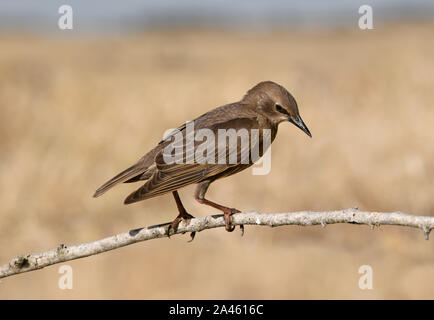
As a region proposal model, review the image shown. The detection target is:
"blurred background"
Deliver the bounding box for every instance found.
[0,0,433,299]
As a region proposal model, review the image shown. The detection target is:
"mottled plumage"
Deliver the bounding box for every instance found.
[94,81,311,235]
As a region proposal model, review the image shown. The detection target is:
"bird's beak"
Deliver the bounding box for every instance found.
[289,115,312,138]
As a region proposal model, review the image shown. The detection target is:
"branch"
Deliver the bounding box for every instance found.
[1,208,433,279]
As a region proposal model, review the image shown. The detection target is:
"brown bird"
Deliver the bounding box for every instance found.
[93,81,311,237]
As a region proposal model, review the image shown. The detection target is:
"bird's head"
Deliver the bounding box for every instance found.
[244,81,311,137]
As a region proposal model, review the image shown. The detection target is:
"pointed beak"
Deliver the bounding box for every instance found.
[289,115,312,138]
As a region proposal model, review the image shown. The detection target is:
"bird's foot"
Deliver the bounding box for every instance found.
[167,211,196,241]
[223,208,244,235]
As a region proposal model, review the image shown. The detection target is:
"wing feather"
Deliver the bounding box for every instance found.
[124,117,262,204]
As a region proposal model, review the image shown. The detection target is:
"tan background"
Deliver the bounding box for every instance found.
[0,22,433,299]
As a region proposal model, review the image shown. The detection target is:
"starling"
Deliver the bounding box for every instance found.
[93,81,311,236]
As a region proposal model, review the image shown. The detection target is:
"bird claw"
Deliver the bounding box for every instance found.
[224,208,241,232]
[226,223,236,232]
[188,232,196,242]
[167,224,174,238]
[167,211,195,239]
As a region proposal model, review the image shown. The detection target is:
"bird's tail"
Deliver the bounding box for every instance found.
[93,164,147,198]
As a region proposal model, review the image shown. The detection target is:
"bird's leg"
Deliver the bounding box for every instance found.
[194,181,244,234]
[199,199,241,233]
[168,191,195,241]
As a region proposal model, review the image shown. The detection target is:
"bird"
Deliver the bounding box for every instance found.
[93,81,311,238]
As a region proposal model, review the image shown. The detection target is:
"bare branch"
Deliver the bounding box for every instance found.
[1,208,433,279]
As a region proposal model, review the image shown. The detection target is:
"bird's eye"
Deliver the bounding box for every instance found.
[275,104,288,115]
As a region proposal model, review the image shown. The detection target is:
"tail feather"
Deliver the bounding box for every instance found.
[93,164,147,198]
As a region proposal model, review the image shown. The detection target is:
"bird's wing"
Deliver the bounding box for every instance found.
[93,163,150,198]
[124,117,261,204]
[122,123,189,183]
[93,122,191,198]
